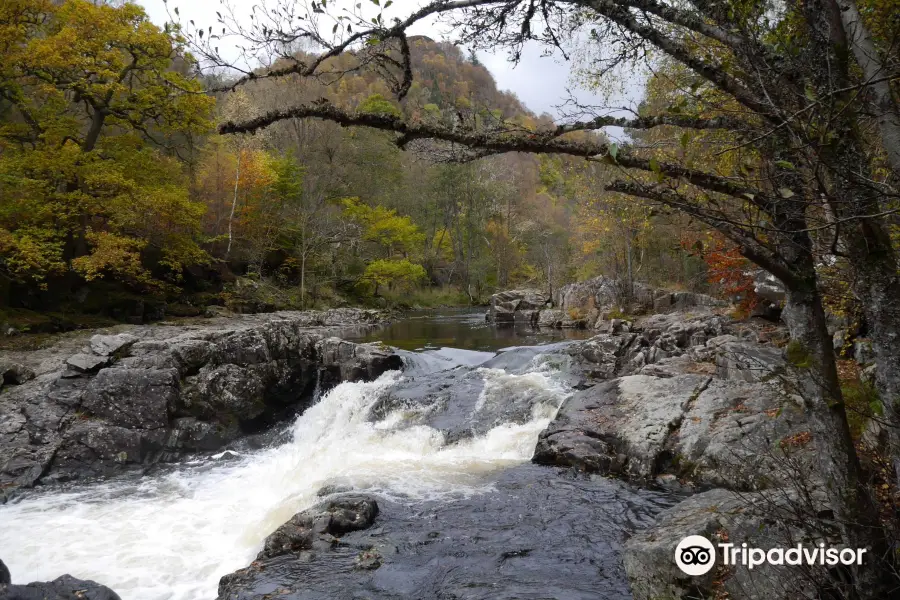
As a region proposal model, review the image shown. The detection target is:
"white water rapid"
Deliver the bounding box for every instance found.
[0,352,568,600]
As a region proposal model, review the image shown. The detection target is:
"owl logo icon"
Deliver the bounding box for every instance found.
[675,535,716,576]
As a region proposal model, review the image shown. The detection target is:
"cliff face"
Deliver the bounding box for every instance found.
[0,309,400,491]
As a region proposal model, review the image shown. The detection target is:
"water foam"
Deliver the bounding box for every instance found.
[0,363,567,600]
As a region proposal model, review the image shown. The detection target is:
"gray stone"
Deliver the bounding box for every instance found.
[652,291,724,312]
[533,374,709,479]
[0,573,121,600]
[714,340,784,382]
[257,494,379,560]
[0,309,398,489]
[486,289,549,323]
[89,333,138,357]
[81,368,178,429]
[536,309,565,328]
[854,338,875,365]
[625,488,825,600]
[64,353,110,374]
[0,362,35,386]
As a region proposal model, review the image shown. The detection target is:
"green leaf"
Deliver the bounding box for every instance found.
[649,157,660,173]
[371,0,380,5]
[680,131,690,149]
[608,143,618,163]
[385,0,393,6]
[804,84,816,102]
[775,160,795,171]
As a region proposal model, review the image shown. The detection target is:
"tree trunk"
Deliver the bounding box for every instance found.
[226,150,241,259]
[780,282,886,596]
[300,251,307,309]
[836,0,900,177]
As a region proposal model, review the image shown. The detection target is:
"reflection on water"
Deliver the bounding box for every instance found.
[354,308,593,352]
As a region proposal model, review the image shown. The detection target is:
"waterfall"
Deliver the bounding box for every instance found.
[0,355,568,600]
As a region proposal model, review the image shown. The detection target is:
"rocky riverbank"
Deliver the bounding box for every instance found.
[528,307,838,599]
[0,309,400,492]
[0,299,861,600]
[485,276,729,329]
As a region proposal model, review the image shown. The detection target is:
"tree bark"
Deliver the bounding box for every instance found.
[835,0,900,177]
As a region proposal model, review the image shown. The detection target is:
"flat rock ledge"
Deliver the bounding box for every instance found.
[531,309,824,599]
[0,309,399,490]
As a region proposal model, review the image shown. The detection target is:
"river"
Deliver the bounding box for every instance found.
[0,309,670,600]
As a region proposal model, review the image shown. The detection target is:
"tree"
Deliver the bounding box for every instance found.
[197,1,900,592]
[0,0,213,292]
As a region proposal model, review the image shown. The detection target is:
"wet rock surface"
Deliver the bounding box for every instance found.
[0,309,395,488]
[217,465,674,600]
[522,304,825,599]
[0,560,120,600]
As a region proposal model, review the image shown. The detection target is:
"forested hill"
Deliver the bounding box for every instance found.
[0,2,710,331]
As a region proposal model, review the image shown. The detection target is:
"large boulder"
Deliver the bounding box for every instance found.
[535,327,813,491]
[0,310,397,488]
[485,289,549,324]
[554,276,659,324]
[624,488,827,600]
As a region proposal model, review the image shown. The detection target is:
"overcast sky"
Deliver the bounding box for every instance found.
[138,0,642,127]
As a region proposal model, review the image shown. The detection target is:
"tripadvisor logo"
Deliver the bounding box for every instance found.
[675,535,716,576]
[675,535,868,576]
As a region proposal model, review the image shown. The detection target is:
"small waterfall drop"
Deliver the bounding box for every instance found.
[0,353,569,600]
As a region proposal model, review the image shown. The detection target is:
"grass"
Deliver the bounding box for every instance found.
[378,286,474,309]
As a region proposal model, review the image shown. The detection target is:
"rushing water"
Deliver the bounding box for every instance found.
[0,310,665,600]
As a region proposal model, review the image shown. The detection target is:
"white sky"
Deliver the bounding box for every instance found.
[138,0,642,129]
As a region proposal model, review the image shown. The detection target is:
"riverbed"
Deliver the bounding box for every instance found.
[0,310,671,600]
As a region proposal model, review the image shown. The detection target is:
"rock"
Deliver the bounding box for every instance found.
[81,368,178,429]
[258,495,379,560]
[218,495,380,598]
[317,338,403,387]
[535,332,811,490]
[854,338,874,365]
[752,269,786,305]
[652,291,724,313]
[0,574,121,600]
[0,309,397,488]
[485,289,548,324]
[750,298,782,321]
[536,309,565,328]
[89,333,138,357]
[203,305,231,318]
[0,362,35,386]
[0,559,9,585]
[713,340,783,382]
[533,375,710,479]
[624,488,825,600]
[64,354,110,374]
